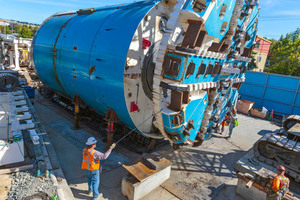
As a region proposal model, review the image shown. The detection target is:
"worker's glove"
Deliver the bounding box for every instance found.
[110,143,116,150]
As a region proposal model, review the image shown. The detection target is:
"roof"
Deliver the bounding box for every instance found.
[256,35,272,43]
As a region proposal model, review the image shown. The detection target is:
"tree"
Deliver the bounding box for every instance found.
[31,26,39,36]
[268,28,300,76]
[14,24,22,34]
[19,26,32,38]
[0,25,12,34]
[248,51,258,70]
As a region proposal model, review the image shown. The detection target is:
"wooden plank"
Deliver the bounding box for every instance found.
[237,172,266,192]
[123,158,172,182]
[24,140,34,158]
[0,164,33,175]
[123,162,155,182]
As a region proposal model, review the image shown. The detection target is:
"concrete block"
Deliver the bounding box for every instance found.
[236,176,266,200]
[122,165,171,200]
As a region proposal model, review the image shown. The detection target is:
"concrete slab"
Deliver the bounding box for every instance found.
[46,123,85,183]
[141,186,179,200]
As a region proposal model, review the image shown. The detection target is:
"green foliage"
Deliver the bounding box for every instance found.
[268,28,300,76]
[248,51,257,70]
[13,24,22,33]
[32,26,39,36]
[0,25,11,34]
[0,24,38,38]
[19,26,32,38]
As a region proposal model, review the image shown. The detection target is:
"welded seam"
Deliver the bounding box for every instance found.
[52,15,76,94]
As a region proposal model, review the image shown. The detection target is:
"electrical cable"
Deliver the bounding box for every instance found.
[114,109,162,145]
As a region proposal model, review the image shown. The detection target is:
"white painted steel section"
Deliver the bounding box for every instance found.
[123,2,175,137]
[203,0,216,22]
[152,0,187,142]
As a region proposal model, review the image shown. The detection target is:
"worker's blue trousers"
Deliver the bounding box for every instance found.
[86,169,100,199]
[228,123,235,138]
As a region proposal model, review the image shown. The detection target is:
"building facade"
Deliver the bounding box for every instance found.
[252,36,271,72]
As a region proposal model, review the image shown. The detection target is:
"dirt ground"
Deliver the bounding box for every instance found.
[0,174,12,200]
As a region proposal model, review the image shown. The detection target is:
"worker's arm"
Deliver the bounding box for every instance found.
[272,176,280,192]
[93,149,112,161]
[93,143,116,161]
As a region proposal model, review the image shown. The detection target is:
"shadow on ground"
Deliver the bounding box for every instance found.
[167,148,246,177]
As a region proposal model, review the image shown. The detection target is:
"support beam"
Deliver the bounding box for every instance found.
[14,41,20,70]
[73,95,81,130]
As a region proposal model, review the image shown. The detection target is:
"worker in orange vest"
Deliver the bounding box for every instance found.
[82,137,116,200]
[266,165,290,200]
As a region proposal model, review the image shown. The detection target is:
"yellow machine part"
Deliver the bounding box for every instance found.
[19,49,29,66]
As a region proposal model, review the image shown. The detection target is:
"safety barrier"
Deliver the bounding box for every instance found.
[239,71,300,115]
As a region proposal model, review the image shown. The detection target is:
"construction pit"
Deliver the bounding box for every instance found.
[1,89,300,200]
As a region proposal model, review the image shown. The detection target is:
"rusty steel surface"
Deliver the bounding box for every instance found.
[122,158,172,182]
[195,30,207,47]
[169,90,183,112]
[181,20,203,48]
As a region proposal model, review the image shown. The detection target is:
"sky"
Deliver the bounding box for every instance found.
[0,0,299,40]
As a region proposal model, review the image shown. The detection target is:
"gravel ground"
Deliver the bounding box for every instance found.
[7,168,57,200]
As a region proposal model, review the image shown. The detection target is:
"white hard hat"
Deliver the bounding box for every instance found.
[86,137,97,145]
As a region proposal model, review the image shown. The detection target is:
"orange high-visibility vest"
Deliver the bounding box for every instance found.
[272,175,289,193]
[81,148,100,171]
[277,175,289,190]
